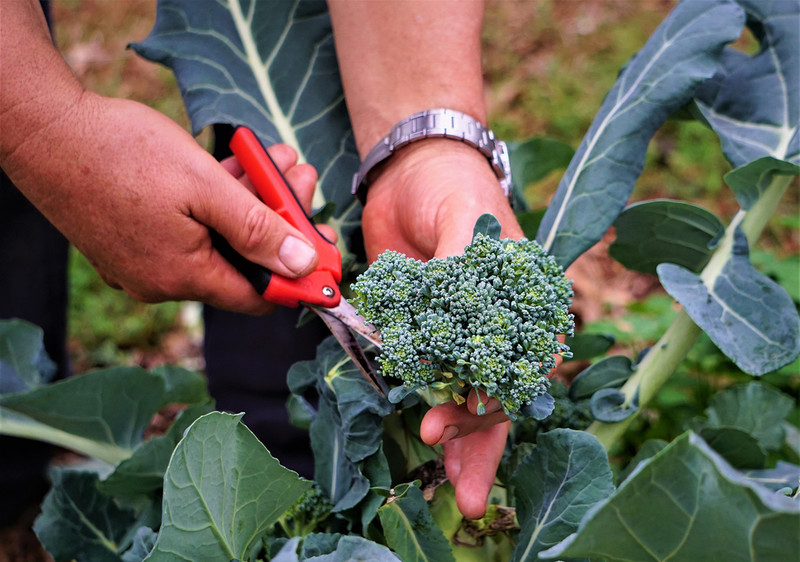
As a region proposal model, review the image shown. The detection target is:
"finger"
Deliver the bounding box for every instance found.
[265,143,298,171]
[191,162,319,279]
[188,246,278,314]
[466,389,505,417]
[222,149,326,248]
[420,399,509,446]
[317,224,337,243]
[219,155,244,178]
[283,163,318,214]
[120,242,277,315]
[450,422,510,519]
[433,195,524,259]
[442,438,463,487]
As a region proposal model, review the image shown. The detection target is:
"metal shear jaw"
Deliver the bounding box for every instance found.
[307,300,387,396]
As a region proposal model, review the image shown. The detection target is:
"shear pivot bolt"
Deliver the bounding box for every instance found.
[322,286,335,298]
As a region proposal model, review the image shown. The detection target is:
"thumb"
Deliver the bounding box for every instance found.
[193,171,319,279]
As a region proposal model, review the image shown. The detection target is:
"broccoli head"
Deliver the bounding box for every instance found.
[350,228,574,418]
[273,483,333,538]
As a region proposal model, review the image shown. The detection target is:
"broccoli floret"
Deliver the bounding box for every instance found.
[273,483,333,538]
[351,230,574,418]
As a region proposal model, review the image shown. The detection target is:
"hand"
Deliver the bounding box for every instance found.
[419,391,510,519]
[4,93,322,314]
[361,138,524,518]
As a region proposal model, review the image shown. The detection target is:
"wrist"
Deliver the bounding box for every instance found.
[365,138,503,206]
[352,108,512,206]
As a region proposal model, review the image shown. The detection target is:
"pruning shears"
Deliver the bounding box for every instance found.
[224,126,386,395]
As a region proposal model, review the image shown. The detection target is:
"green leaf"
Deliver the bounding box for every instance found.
[131,0,360,227]
[609,200,725,274]
[590,388,638,423]
[745,461,800,494]
[299,533,342,558]
[540,432,800,562]
[121,527,157,562]
[286,394,315,430]
[145,412,310,561]
[307,535,401,561]
[149,364,209,405]
[472,213,502,240]
[97,402,214,500]
[562,332,615,362]
[310,399,370,512]
[693,1,799,166]
[658,230,800,375]
[357,445,392,531]
[521,392,555,420]
[511,429,615,561]
[34,469,137,562]
[273,534,400,561]
[618,439,668,482]
[0,366,209,463]
[508,137,574,188]
[724,157,800,210]
[536,0,745,268]
[698,426,766,469]
[290,337,392,511]
[0,318,56,394]
[703,382,794,451]
[569,355,634,400]
[378,483,455,562]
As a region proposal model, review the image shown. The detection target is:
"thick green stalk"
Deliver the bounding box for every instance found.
[589,173,794,450]
[0,407,130,465]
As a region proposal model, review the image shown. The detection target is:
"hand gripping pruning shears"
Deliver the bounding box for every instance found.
[224,127,386,395]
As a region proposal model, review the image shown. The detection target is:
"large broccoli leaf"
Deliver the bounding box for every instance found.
[536,0,744,268]
[693,0,799,168]
[0,363,208,464]
[511,429,615,561]
[541,432,800,561]
[144,412,309,561]
[131,0,361,238]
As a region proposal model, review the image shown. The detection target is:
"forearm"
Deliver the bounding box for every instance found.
[0,0,86,176]
[328,0,487,156]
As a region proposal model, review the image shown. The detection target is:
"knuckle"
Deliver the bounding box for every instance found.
[241,206,275,254]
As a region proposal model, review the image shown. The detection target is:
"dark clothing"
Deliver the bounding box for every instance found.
[0,0,68,527]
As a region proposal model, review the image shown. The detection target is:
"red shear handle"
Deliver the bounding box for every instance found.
[229,126,342,308]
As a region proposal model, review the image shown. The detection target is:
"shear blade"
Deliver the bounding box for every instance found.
[310,303,387,396]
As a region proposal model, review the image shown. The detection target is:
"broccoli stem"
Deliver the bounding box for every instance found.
[589,172,794,450]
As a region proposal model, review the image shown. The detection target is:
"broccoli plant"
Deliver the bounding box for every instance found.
[350,218,573,418]
[2,1,798,561]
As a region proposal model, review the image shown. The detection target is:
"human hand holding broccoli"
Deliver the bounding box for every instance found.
[357,157,574,518]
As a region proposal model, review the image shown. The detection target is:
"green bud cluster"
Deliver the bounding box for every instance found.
[275,484,333,538]
[351,233,574,418]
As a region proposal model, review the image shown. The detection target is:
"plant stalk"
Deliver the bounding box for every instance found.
[0,408,130,465]
[588,172,794,451]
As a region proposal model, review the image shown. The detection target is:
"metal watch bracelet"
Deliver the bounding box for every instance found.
[351,108,513,205]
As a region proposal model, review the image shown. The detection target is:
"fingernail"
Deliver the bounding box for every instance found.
[279,236,316,275]
[438,425,459,445]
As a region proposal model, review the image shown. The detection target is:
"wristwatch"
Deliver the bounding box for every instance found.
[351,108,513,205]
